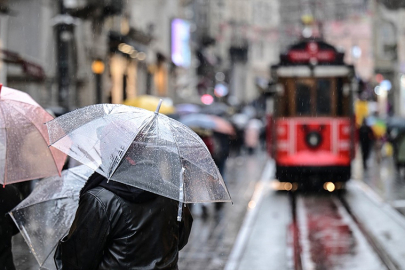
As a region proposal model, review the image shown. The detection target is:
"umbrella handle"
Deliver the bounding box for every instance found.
[177,202,183,222]
[177,167,185,222]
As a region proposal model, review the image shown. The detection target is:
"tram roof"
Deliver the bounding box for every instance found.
[275,38,347,66]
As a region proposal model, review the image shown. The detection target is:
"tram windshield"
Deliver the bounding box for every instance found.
[277,77,351,117]
[316,79,332,115]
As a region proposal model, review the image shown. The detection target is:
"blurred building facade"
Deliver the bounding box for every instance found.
[371,1,405,118]
[0,0,195,110]
[0,0,120,109]
[278,0,372,79]
[191,0,280,105]
[0,0,58,107]
[1,0,405,116]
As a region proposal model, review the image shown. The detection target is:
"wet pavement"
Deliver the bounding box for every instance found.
[353,145,405,215]
[178,150,268,270]
[344,180,405,269]
[232,173,291,270]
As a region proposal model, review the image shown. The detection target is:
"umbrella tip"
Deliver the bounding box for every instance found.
[155,99,163,114]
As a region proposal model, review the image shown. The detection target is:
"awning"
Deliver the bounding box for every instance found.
[1,49,45,81]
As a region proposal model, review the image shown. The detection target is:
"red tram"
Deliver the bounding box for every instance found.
[266,39,356,190]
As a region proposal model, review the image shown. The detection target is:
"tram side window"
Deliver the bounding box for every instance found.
[296,83,311,116]
[316,79,331,115]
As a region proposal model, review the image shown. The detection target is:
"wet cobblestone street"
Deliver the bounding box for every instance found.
[178,151,268,270]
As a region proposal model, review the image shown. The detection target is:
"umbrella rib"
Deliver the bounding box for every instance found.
[46,105,111,146]
[167,121,216,177]
[46,105,145,146]
[8,212,42,266]
[47,111,138,168]
[0,103,7,186]
[108,115,154,180]
[166,120,187,202]
[12,194,76,210]
[169,121,232,202]
[6,104,64,176]
[47,108,151,149]
[40,238,65,267]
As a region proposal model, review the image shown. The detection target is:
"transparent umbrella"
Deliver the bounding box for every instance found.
[175,103,201,115]
[9,165,94,270]
[123,95,175,115]
[0,85,67,186]
[46,103,231,219]
[179,113,235,136]
[200,102,230,116]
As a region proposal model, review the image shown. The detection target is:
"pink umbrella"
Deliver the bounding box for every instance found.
[0,85,67,186]
[210,115,235,136]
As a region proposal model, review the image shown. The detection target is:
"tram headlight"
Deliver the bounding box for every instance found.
[306,131,322,148]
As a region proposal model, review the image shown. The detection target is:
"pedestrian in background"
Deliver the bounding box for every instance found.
[359,118,375,169]
[54,170,193,270]
[0,185,22,270]
[193,129,229,216]
[211,131,230,212]
[244,118,263,155]
[194,129,215,218]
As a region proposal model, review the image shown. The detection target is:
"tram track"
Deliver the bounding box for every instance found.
[290,189,398,270]
[289,192,303,270]
[337,193,400,270]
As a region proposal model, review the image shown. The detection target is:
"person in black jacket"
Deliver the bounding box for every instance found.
[359,118,375,169]
[211,132,230,212]
[0,185,22,270]
[54,170,193,270]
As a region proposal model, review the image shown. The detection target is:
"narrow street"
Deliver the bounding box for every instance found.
[11,148,405,270]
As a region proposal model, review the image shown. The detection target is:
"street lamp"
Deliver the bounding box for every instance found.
[53,0,76,110]
[92,59,105,104]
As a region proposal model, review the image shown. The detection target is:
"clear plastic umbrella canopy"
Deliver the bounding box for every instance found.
[46,104,231,204]
[179,113,235,136]
[0,85,67,185]
[9,165,94,270]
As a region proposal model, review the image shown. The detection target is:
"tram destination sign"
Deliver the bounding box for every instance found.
[280,40,344,65]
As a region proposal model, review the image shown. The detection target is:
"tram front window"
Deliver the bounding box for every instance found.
[316,79,331,115]
[283,77,349,117]
[296,83,311,116]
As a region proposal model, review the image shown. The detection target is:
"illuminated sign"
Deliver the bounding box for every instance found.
[287,42,336,63]
[171,18,191,68]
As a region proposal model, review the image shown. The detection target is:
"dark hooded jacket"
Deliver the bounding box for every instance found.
[0,185,22,270]
[54,172,193,270]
